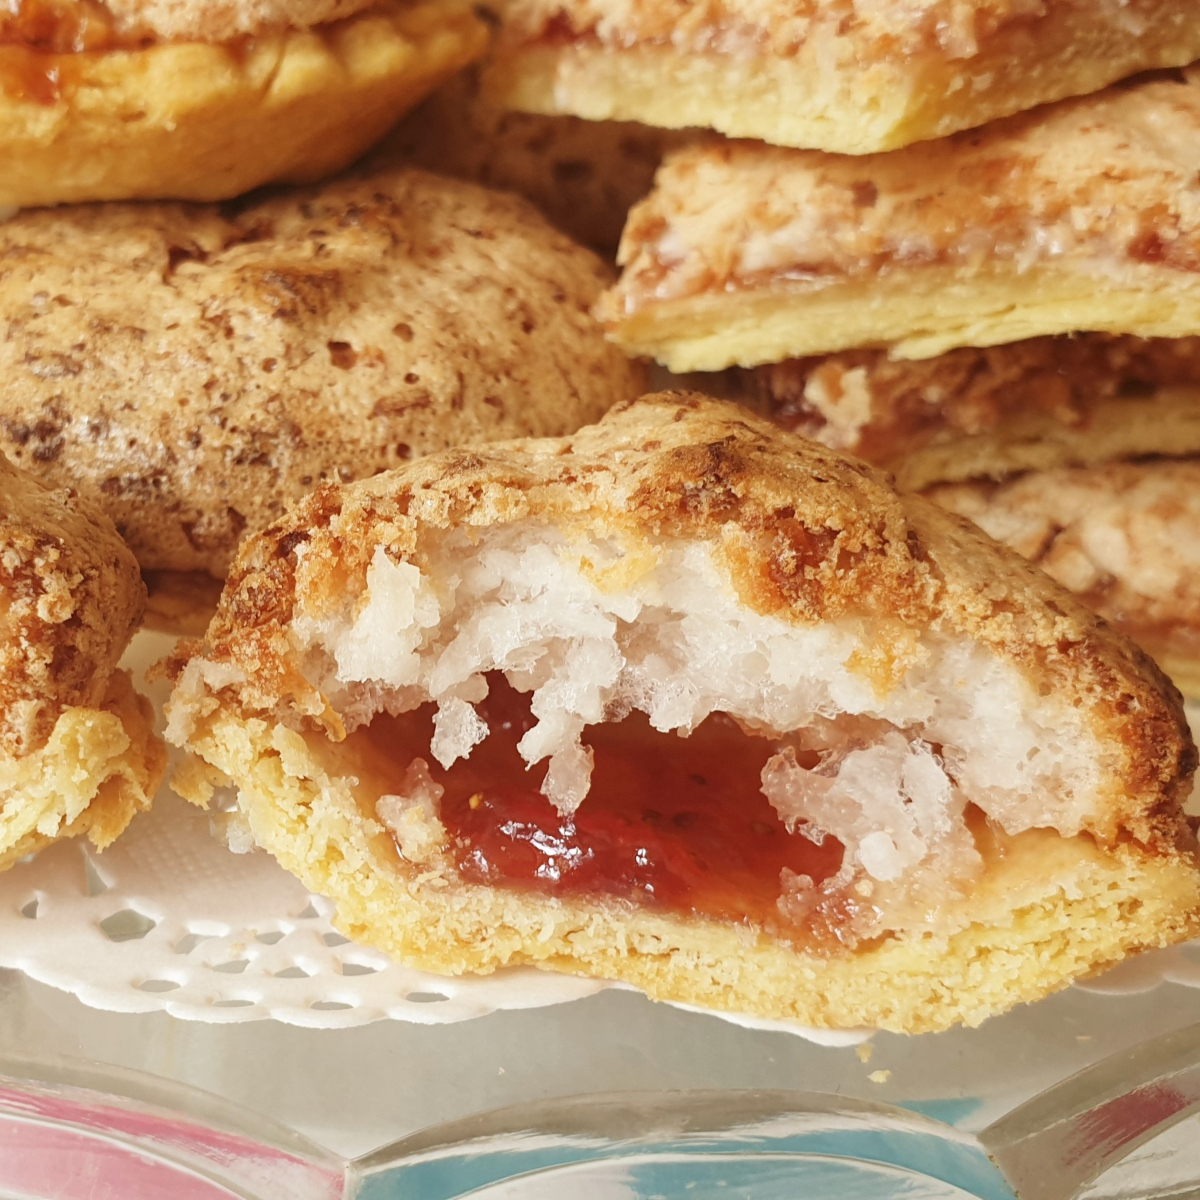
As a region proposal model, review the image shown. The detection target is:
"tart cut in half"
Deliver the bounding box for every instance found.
[750,339,1200,697]
[165,394,1200,1034]
[0,452,165,871]
[0,0,487,207]
[0,164,642,631]
[599,67,1200,372]
[483,0,1200,154]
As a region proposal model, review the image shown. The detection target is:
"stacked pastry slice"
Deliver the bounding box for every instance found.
[0,452,164,871]
[599,67,1200,694]
[166,395,1200,1034]
[484,0,1200,153]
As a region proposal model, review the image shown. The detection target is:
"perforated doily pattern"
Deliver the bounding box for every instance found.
[0,631,1193,1036]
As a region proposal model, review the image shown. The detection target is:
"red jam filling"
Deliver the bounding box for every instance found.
[0,0,165,103]
[369,673,843,927]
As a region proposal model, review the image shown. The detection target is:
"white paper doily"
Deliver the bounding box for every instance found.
[0,631,865,1042]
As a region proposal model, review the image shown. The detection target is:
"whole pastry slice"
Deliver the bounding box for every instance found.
[1,453,164,870]
[752,339,1200,696]
[0,164,643,628]
[484,0,1200,154]
[600,68,1200,371]
[165,393,1200,1034]
[1,0,487,207]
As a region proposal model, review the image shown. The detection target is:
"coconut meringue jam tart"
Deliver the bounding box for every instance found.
[165,394,1200,1034]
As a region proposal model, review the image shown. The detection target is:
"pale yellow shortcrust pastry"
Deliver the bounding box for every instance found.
[484,0,1200,153]
[748,339,1200,695]
[600,68,1200,371]
[0,164,643,601]
[0,452,165,870]
[0,0,488,207]
[376,63,688,255]
[165,394,1200,1033]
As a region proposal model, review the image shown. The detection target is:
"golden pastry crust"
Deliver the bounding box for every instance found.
[165,394,1200,1032]
[601,69,1200,369]
[748,338,1200,490]
[0,165,643,581]
[0,669,165,869]
[0,451,143,758]
[374,64,688,256]
[485,0,1200,153]
[0,451,164,867]
[0,1,488,207]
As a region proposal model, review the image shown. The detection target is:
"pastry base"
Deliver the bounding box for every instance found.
[0,1,487,207]
[174,710,1200,1034]
[603,266,1200,373]
[486,6,1200,155]
[0,671,166,871]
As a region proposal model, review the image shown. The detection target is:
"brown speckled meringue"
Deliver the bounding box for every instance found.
[0,451,164,870]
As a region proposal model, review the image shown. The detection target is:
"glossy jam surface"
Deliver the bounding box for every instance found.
[1,0,125,52]
[368,674,843,926]
[0,0,154,104]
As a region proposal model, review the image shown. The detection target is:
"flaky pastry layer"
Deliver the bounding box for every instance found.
[602,69,1200,368]
[0,1,487,207]
[485,0,1200,153]
[165,394,1200,1031]
[0,670,165,871]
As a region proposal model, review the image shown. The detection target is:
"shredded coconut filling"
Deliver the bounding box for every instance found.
[292,525,1104,924]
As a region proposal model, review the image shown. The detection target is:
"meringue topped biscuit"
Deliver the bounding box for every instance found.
[484,0,1200,154]
[600,69,1200,371]
[166,394,1200,1033]
[0,165,643,600]
[0,0,487,207]
[0,452,164,870]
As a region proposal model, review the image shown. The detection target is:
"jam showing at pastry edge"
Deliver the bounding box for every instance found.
[424,674,844,926]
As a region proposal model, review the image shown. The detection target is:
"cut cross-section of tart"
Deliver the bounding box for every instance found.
[0,451,165,870]
[165,393,1200,1033]
[599,68,1200,371]
[0,0,488,207]
[483,0,1200,154]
